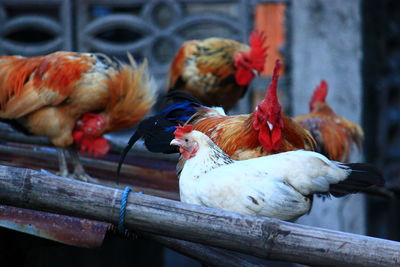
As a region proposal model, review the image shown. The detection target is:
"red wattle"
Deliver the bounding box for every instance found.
[180,147,191,160]
[75,135,110,158]
[257,124,282,152]
[235,68,253,86]
[271,127,282,151]
[258,125,273,152]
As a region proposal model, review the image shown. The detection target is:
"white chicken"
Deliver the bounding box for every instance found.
[170,125,384,221]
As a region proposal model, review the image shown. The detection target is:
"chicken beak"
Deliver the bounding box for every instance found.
[170,139,181,147]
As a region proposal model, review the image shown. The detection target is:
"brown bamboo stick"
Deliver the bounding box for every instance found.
[145,234,268,267]
[0,165,399,266]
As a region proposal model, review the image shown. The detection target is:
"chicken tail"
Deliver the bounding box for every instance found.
[105,56,157,133]
[116,91,203,181]
[117,129,143,183]
[329,163,385,197]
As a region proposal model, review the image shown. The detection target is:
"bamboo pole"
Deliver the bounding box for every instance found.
[145,234,267,267]
[0,166,399,266]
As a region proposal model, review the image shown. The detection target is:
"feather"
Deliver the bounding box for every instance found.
[0,51,154,155]
[186,60,315,162]
[117,91,204,179]
[105,57,156,132]
[0,52,93,118]
[167,31,267,111]
[293,81,364,162]
[174,129,384,221]
[329,163,384,197]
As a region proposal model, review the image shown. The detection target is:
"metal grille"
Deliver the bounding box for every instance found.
[0,0,72,55]
[76,0,255,84]
[0,0,284,113]
[75,0,265,113]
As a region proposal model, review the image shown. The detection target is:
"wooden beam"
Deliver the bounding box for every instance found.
[0,165,399,266]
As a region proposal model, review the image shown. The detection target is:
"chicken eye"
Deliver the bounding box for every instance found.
[185,138,188,142]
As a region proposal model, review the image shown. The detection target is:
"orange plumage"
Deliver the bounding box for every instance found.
[167,30,268,111]
[0,51,155,158]
[293,80,364,162]
[186,60,316,161]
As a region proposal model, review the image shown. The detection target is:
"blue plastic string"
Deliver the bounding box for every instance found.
[118,186,132,231]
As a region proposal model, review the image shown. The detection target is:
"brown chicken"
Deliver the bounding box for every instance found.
[167,30,268,111]
[184,60,316,161]
[293,80,364,162]
[0,51,155,181]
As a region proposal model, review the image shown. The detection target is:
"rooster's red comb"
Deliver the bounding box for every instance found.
[249,30,268,72]
[309,80,328,110]
[265,59,282,108]
[174,124,193,139]
[256,59,281,116]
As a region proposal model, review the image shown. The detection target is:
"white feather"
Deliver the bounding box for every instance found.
[210,106,226,116]
[179,131,351,221]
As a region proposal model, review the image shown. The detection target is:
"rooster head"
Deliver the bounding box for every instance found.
[309,80,328,111]
[170,125,199,160]
[234,30,268,86]
[252,60,284,152]
[72,113,110,158]
[76,113,106,137]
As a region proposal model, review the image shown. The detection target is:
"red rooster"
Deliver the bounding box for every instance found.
[0,52,155,181]
[167,30,267,111]
[293,81,364,162]
[185,60,316,161]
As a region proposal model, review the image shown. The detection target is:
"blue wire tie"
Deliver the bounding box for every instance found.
[118,186,132,231]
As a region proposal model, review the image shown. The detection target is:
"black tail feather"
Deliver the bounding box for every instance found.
[116,91,204,182]
[116,116,179,183]
[330,163,385,197]
[116,128,143,183]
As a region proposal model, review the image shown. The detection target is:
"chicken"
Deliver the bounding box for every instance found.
[0,51,155,181]
[293,80,364,162]
[186,60,316,161]
[167,30,267,111]
[170,125,384,221]
[116,90,224,177]
[117,60,314,179]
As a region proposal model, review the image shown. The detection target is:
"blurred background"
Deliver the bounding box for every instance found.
[0,0,399,266]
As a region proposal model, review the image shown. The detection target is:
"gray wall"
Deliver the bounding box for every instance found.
[290,0,365,234]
